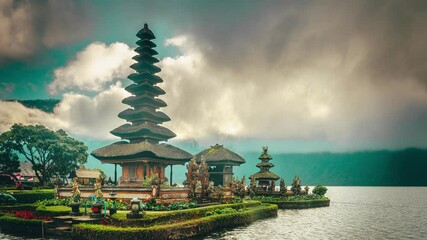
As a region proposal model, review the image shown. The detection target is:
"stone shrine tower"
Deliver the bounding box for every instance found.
[92,24,192,185]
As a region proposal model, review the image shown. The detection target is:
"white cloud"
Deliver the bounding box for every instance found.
[0,101,67,133]
[54,82,130,139]
[0,82,129,140]
[48,42,134,93]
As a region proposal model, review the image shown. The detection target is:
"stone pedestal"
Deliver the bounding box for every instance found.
[126,212,143,219]
[90,203,104,219]
[69,202,82,216]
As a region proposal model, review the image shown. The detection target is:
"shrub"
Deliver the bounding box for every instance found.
[0,203,38,211]
[143,201,198,211]
[312,185,328,196]
[0,214,44,237]
[7,191,55,203]
[36,197,70,206]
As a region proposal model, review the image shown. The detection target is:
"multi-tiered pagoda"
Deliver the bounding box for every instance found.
[92,24,192,185]
[250,147,280,191]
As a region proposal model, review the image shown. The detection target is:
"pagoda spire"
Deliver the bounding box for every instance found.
[111,24,176,143]
[256,146,275,173]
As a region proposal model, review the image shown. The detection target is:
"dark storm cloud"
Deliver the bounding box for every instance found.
[153,0,427,148]
[0,0,91,62]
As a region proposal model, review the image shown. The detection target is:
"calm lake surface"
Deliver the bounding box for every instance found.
[1,187,426,240]
[204,187,427,240]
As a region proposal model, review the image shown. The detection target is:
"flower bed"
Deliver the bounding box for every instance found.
[0,210,52,237]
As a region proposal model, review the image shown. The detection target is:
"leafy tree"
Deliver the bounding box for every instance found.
[0,124,88,185]
[312,185,328,196]
[0,147,20,174]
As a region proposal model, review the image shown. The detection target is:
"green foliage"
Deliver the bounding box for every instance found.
[36,197,70,206]
[221,196,243,204]
[7,190,55,203]
[105,198,129,210]
[253,194,326,202]
[312,185,328,195]
[144,201,198,211]
[0,214,43,237]
[72,203,278,240]
[0,203,38,211]
[205,207,239,216]
[0,124,88,185]
[0,147,20,174]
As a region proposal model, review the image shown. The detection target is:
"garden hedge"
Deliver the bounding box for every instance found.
[261,198,330,209]
[0,214,44,237]
[72,204,278,240]
[7,191,55,203]
[0,203,38,211]
[110,200,261,227]
[35,205,93,217]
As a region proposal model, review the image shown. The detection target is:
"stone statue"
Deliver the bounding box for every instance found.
[71,177,81,203]
[185,158,199,199]
[304,186,310,194]
[94,178,103,203]
[151,174,161,198]
[280,178,286,194]
[291,176,302,195]
[198,156,210,199]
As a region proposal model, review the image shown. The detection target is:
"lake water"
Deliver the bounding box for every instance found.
[1,187,426,240]
[204,187,427,240]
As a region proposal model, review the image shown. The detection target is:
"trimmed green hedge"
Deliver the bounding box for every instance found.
[110,201,261,227]
[35,205,93,217]
[72,204,278,240]
[0,214,44,237]
[0,203,38,211]
[262,198,330,209]
[7,191,55,203]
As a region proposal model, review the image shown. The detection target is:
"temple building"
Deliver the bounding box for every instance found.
[194,144,245,186]
[250,147,280,191]
[91,24,193,185]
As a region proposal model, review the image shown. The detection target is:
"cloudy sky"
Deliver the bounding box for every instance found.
[1,0,427,156]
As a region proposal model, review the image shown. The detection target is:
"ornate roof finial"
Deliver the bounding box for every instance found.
[262,146,268,153]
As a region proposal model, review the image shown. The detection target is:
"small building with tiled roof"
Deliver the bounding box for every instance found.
[75,165,101,185]
[194,144,246,186]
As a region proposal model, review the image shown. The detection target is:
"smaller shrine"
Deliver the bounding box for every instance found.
[194,144,246,186]
[249,147,280,192]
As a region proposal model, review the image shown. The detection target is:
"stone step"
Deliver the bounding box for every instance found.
[55,226,72,231]
[72,217,99,224]
[54,215,73,221]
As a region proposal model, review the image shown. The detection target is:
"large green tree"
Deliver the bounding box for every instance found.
[0,148,20,174]
[0,124,88,185]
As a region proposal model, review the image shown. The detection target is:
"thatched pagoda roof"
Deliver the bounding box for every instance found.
[91,141,192,164]
[250,171,280,180]
[194,144,245,166]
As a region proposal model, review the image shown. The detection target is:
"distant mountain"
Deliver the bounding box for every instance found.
[5,99,60,113]
[233,148,427,186]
